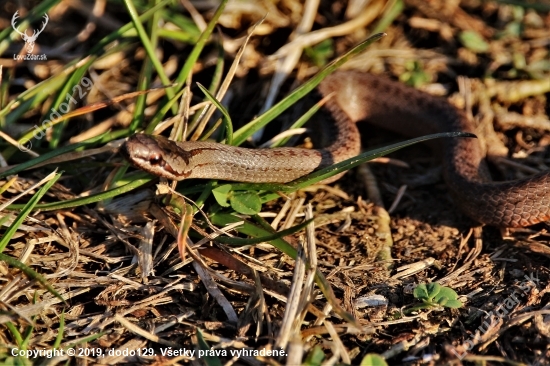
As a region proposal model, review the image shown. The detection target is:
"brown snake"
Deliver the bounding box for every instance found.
[121,71,550,228]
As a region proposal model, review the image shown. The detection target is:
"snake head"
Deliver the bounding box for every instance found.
[121,134,193,180]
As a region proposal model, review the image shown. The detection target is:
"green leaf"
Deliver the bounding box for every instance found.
[413,283,429,301]
[360,353,388,366]
[412,283,462,310]
[303,345,325,366]
[425,282,441,300]
[229,191,262,215]
[459,30,489,53]
[443,299,464,309]
[196,328,223,366]
[212,185,232,207]
[433,287,461,308]
[433,286,457,300]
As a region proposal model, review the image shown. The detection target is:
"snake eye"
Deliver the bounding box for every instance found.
[149,154,162,165]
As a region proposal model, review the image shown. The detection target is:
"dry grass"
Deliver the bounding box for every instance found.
[0,0,550,365]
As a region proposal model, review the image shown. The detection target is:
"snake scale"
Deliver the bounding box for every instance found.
[121,71,550,227]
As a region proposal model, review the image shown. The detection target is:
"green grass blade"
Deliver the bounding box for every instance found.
[0,212,14,226]
[210,213,297,257]
[159,11,200,39]
[0,172,61,252]
[0,133,110,180]
[48,66,92,148]
[123,0,173,101]
[0,1,170,122]
[5,177,152,212]
[209,213,358,327]
[20,318,34,350]
[64,332,106,350]
[53,311,65,349]
[1,72,68,123]
[196,329,223,366]
[372,0,405,34]
[214,218,313,246]
[0,253,66,304]
[196,42,225,140]
[174,0,228,90]
[5,322,23,347]
[129,6,159,131]
[232,33,385,146]
[271,98,324,148]
[146,87,188,133]
[209,132,475,193]
[284,132,475,190]
[196,83,233,145]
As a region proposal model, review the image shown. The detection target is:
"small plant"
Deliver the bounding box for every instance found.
[399,60,430,87]
[360,353,388,366]
[304,38,334,67]
[405,283,462,314]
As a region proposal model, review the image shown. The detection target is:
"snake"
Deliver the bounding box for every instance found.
[121,71,550,228]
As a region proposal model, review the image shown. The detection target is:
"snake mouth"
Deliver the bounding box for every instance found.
[121,134,183,180]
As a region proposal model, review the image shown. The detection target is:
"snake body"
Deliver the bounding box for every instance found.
[121,71,550,227]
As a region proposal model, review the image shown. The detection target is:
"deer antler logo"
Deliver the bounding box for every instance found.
[11,11,49,54]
